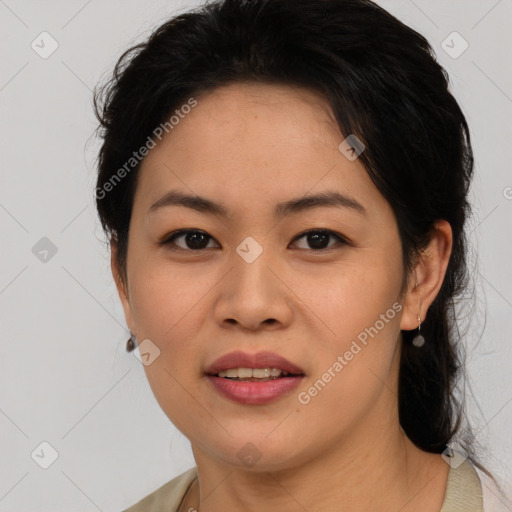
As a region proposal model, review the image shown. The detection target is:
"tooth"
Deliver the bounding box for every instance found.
[216,367,291,379]
[238,368,253,378]
[253,368,270,378]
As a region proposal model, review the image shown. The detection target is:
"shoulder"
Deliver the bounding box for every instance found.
[441,452,512,512]
[441,456,483,512]
[123,466,198,512]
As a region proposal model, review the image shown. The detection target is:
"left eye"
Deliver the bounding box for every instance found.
[160,229,348,252]
[291,229,347,251]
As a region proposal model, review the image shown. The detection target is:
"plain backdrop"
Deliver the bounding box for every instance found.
[0,1,511,510]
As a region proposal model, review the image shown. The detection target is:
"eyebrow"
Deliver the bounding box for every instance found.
[148,190,366,218]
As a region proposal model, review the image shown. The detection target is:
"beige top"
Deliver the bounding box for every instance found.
[123,458,497,512]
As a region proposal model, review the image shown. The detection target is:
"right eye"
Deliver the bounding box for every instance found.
[160,229,220,251]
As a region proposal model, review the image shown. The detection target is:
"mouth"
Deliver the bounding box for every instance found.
[204,350,306,379]
[204,351,305,405]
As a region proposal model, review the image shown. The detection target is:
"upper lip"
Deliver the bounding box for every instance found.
[205,351,305,376]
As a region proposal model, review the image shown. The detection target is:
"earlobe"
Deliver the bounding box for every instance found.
[399,272,422,331]
[399,220,453,332]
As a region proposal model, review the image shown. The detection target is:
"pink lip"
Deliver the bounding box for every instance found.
[204,350,306,405]
[204,350,305,376]
[206,375,304,405]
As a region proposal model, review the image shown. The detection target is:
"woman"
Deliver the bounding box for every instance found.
[93,0,509,510]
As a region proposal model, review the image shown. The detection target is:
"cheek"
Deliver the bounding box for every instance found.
[295,305,401,437]
[293,248,403,343]
[128,257,208,339]
[129,265,205,428]
[127,257,219,393]
[293,252,403,411]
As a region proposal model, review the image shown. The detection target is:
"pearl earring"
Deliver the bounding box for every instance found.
[412,314,425,347]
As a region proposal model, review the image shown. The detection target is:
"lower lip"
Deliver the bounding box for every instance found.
[206,375,304,405]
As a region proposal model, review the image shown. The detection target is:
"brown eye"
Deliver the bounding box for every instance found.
[161,230,219,251]
[291,229,348,251]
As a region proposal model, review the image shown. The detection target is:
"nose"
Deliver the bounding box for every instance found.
[213,248,293,332]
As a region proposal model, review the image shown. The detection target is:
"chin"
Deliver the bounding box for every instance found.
[203,435,308,473]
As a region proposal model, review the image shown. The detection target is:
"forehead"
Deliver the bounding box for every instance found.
[133,82,388,221]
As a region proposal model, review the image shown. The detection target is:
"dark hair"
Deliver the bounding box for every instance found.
[94,0,477,462]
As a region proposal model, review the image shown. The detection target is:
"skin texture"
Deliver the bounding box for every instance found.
[112,83,453,511]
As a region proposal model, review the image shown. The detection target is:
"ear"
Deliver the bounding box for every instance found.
[400,219,453,331]
[111,239,136,335]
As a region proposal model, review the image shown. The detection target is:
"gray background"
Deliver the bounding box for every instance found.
[0,1,511,510]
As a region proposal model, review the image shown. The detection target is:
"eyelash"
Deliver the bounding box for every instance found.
[159,229,351,253]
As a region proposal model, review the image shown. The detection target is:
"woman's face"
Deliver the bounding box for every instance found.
[115,82,413,471]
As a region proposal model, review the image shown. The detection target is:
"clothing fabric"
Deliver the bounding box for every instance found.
[123,459,509,511]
